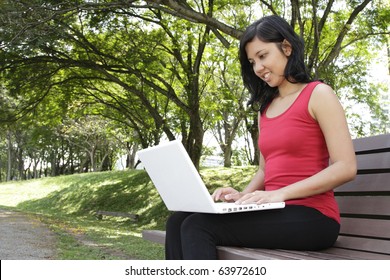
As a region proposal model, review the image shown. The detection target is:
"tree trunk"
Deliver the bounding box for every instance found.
[222,143,232,167]
[51,151,57,176]
[184,113,204,170]
[248,115,259,165]
[6,130,12,181]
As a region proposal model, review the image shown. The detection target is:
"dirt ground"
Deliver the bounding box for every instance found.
[0,209,57,260]
[0,209,136,260]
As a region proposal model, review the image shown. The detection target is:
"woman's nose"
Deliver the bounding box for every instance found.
[253,62,264,74]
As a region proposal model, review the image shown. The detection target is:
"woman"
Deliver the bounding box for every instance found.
[165,15,357,260]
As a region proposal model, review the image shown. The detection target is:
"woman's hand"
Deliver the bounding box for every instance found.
[211,187,243,202]
[235,190,285,205]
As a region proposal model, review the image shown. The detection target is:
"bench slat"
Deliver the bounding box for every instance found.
[218,246,390,260]
[217,246,390,260]
[354,134,390,153]
[356,152,390,171]
[336,196,390,216]
[250,248,352,260]
[340,217,390,239]
[217,247,291,260]
[143,230,165,244]
[318,247,390,260]
[96,210,139,221]
[336,173,390,192]
[334,236,390,256]
[217,247,351,260]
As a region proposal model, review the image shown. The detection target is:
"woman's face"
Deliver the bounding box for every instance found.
[245,37,290,88]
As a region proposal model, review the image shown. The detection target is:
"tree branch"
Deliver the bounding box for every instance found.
[321,0,372,68]
[145,0,243,39]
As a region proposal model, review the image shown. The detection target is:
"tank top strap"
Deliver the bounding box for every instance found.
[298,81,322,105]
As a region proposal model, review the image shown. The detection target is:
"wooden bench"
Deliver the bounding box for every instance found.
[142,134,390,259]
[95,210,139,221]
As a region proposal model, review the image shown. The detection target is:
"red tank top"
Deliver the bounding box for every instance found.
[259,81,340,223]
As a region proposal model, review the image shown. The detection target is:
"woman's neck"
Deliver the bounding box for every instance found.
[277,83,306,99]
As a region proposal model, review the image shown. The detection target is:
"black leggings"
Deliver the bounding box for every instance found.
[165,205,340,260]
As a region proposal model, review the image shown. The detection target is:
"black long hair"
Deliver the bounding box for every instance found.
[239,15,312,113]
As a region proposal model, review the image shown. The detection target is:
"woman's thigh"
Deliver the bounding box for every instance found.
[181,205,340,251]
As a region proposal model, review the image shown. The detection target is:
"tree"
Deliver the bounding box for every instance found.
[204,41,248,167]
[0,0,218,169]
[61,116,117,172]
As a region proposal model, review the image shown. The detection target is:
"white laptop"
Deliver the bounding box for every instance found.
[137,140,285,214]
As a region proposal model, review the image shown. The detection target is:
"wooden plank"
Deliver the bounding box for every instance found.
[336,173,390,192]
[232,246,390,260]
[142,230,165,244]
[340,217,390,239]
[96,210,139,221]
[218,246,390,260]
[334,235,390,255]
[217,247,292,260]
[336,196,390,216]
[353,134,390,153]
[318,247,390,260]
[218,247,347,260]
[258,248,352,260]
[355,152,390,171]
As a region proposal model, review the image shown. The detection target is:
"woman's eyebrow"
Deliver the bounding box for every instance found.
[248,49,265,60]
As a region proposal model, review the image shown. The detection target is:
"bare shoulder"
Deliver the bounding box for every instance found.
[309,83,342,120]
[312,83,338,100]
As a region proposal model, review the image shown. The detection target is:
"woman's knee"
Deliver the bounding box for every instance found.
[180,213,215,238]
[166,212,192,232]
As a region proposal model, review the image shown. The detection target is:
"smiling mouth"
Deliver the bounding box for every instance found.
[262,72,271,81]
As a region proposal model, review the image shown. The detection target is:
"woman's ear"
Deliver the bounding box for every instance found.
[281,39,292,56]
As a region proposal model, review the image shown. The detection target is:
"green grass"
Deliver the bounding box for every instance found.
[0,166,257,259]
